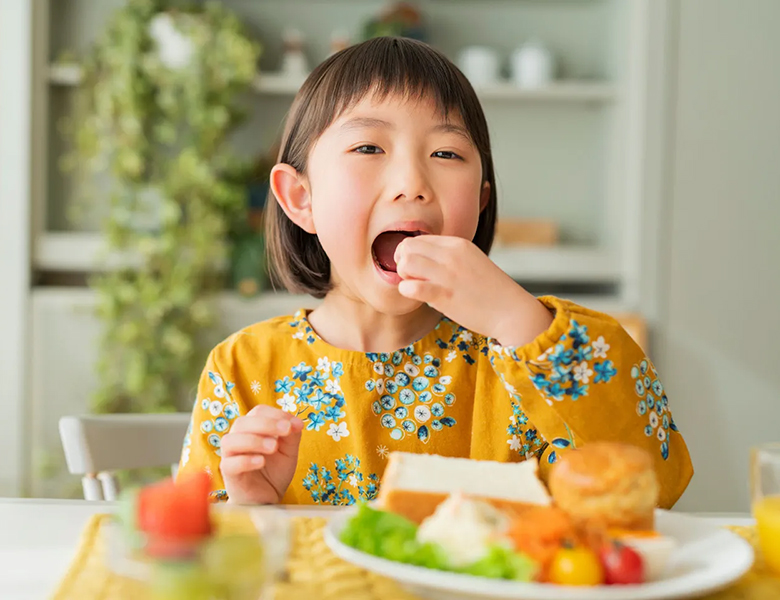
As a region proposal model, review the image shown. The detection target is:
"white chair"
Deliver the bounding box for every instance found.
[59,413,191,501]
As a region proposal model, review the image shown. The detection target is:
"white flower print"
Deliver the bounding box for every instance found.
[446,351,457,363]
[460,331,473,343]
[277,394,296,413]
[209,400,223,417]
[592,336,610,359]
[572,362,593,384]
[504,381,517,395]
[377,445,389,459]
[404,363,420,377]
[250,381,261,395]
[439,376,453,385]
[376,379,385,395]
[317,357,331,375]
[293,330,304,340]
[373,362,384,375]
[327,422,350,442]
[414,405,431,423]
[181,447,190,466]
[507,435,522,452]
[325,379,342,395]
[510,414,517,425]
[649,411,660,428]
[348,474,359,487]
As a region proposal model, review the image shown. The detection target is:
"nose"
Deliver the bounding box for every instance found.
[390,154,432,203]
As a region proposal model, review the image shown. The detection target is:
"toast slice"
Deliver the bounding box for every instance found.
[376,452,551,523]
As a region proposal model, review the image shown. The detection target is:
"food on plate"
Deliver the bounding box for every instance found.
[416,492,513,568]
[608,530,677,581]
[548,442,659,531]
[377,451,551,524]
[340,500,537,581]
[598,540,644,585]
[339,446,673,587]
[548,546,604,586]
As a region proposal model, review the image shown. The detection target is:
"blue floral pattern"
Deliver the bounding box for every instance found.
[506,401,545,460]
[365,348,457,443]
[435,319,489,365]
[544,424,578,465]
[302,454,379,505]
[632,359,675,460]
[190,371,240,457]
[289,310,317,345]
[274,358,347,435]
[525,322,616,406]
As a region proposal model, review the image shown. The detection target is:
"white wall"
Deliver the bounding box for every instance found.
[657,0,780,512]
[0,0,32,497]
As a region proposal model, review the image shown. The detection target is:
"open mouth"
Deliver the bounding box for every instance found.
[372,230,426,273]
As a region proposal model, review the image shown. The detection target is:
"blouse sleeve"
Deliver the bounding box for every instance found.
[488,296,693,509]
[176,347,249,502]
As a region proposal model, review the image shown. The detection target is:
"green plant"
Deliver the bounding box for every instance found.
[62,0,261,414]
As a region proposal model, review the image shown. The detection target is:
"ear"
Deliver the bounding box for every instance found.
[270,163,316,234]
[479,181,491,213]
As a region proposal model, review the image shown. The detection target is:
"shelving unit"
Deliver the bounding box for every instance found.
[49,63,618,103]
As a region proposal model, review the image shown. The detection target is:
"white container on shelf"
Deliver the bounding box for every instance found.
[457,46,501,88]
[511,40,555,89]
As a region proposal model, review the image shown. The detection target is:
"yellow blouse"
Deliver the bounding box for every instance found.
[177,296,693,508]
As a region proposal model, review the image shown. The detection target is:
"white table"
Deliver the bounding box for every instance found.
[0,497,754,600]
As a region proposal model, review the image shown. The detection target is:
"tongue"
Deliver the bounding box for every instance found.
[372,232,410,272]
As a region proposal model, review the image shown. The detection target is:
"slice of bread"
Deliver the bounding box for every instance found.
[376,452,551,523]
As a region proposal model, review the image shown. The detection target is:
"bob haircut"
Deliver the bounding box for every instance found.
[265,36,497,298]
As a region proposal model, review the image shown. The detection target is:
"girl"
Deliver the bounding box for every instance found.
[178,37,693,507]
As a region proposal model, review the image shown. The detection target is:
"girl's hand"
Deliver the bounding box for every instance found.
[395,235,553,347]
[220,405,304,505]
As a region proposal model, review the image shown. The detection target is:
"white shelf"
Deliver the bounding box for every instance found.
[490,246,619,282]
[36,231,618,283]
[49,64,617,103]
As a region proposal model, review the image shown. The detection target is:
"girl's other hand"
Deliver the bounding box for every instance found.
[395,235,553,347]
[220,405,304,505]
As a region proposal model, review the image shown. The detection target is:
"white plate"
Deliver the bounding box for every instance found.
[324,509,754,600]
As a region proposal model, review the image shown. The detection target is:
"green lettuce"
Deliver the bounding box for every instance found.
[339,504,536,581]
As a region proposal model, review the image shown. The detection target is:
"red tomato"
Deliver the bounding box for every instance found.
[548,547,604,586]
[599,541,645,585]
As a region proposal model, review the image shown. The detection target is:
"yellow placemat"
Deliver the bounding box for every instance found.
[52,517,780,600]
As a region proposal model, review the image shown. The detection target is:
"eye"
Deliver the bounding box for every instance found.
[353,144,383,154]
[432,150,462,160]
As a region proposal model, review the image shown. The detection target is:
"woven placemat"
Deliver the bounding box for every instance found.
[51,516,779,600]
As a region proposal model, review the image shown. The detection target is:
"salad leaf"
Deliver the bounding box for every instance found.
[340,504,536,581]
[340,503,449,569]
[461,544,537,581]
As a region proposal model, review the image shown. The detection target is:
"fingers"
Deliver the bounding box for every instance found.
[398,279,451,305]
[396,251,441,282]
[220,453,266,477]
[221,432,279,457]
[231,406,299,436]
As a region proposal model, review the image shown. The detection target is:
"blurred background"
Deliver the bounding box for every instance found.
[0,0,777,512]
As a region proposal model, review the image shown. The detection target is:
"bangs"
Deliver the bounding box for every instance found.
[280,36,489,172]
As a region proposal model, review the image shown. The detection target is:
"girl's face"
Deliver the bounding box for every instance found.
[304,92,488,314]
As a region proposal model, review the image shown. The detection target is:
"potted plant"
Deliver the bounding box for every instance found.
[62,0,261,415]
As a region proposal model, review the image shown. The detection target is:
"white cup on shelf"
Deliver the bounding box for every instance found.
[457,46,501,88]
[511,40,555,89]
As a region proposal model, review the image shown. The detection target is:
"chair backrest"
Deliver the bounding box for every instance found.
[59,413,191,501]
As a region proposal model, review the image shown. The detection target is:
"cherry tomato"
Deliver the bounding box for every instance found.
[599,541,645,585]
[548,546,604,586]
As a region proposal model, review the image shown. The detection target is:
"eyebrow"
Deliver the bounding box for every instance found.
[340,117,393,132]
[339,116,473,145]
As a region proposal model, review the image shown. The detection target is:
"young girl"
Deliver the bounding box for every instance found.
[178,37,693,508]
